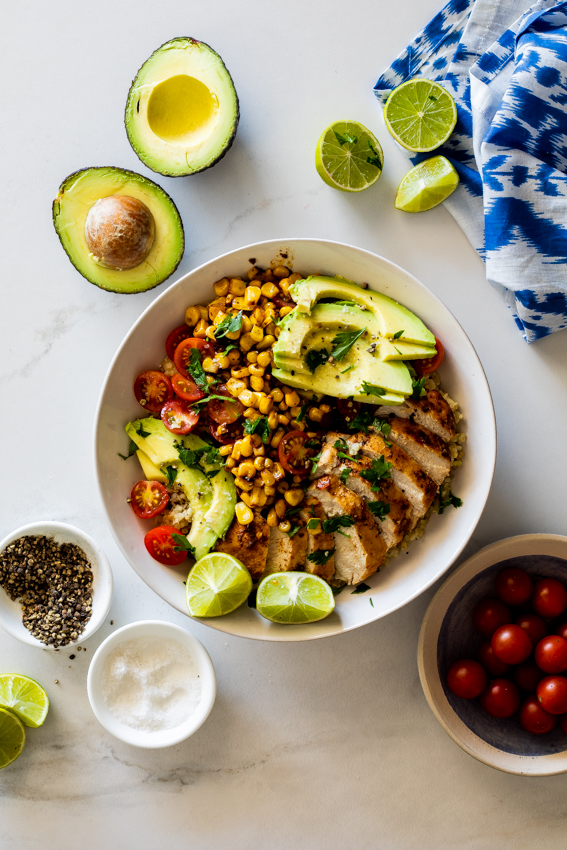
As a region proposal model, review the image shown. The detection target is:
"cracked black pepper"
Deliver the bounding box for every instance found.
[0,535,93,647]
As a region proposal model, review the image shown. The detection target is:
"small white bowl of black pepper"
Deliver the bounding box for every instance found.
[0,522,113,650]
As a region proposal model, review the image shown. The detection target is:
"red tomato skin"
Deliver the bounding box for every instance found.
[144,525,187,567]
[130,481,169,519]
[479,679,521,719]
[491,624,532,665]
[532,579,567,619]
[519,696,558,735]
[514,660,544,692]
[208,418,244,445]
[413,337,444,376]
[555,623,567,641]
[535,635,567,674]
[495,567,533,606]
[446,659,487,699]
[278,430,316,477]
[165,326,193,361]
[515,613,548,646]
[173,338,215,378]
[477,641,511,677]
[160,400,199,435]
[171,372,206,403]
[133,371,173,414]
[472,597,512,639]
[537,676,567,715]
[207,384,244,424]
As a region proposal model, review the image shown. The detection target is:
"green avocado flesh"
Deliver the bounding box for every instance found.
[126,419,236,561]
[53,167,184,293]
[125,38,239,177]
[272,278,437,405]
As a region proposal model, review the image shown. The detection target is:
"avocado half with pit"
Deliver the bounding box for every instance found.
[52,166,184,293]
[125,38,239,177]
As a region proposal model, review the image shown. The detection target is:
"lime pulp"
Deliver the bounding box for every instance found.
[0,675,49,728]
[315,121,383,192]
[0,707,25,769]
[185,552,252,617]
[384,80,457,152]
[256,571,335,624]
[395,156,459,213]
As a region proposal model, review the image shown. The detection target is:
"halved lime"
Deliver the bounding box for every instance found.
[0,675,49,728]
[315,121,383,192]
[395,156,459,213]
[0,707,25,769]
[384,80,457,152]
[185,552,252,617]
[256,572,335,624]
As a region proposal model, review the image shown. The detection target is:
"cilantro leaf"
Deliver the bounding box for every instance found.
[135,423,151,438]
[171,533,196,558]
[287,525,301,538]
[372,418,392,445]
[438,492,463,515]
[330,327,366,362]
[347,406,374,434]
[339,468,350,485]
[411,377,427,400]
[334,130,358,146]
[341,364,355,374]
[360,381,387,398]
[332,585,345,596]
[351,582,371,594]
[215,311,243,340]
[243,416,271,444]
[164,465,178,488]
[187,348,209,392]
[322,515,355,536]
[305,348,330,373]
[359,455,392,492]
[118,438,138,461]
[393,330,404,340]
[368,500,391,520]
[297,402,309,422]
[176,442,224,470]
[307,518,321,530]
[370,598,374,607]
[366,141,382,169]
[307,548,335,566]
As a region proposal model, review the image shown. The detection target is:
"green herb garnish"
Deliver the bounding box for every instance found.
[243,416,271,444]
[307,518,321,530]
[351,582,371,594]
[330,327,366,362]
[172,534,196,557]
[411,377,427,399]
[360,381,387,398]
[307,548,335,566]
[322,515,355,536]
[118,439,138,461]
[360,456,392,492]
[393,330,404,340]
[297,402,309,422]
[186,348,209,392]
[368,500,391,520]
[438,492,463,515]
[347,407,375,434]
[215,311,243,340]
[287,525,301,538]
[305,348,330,373]
[339,468,350,485]
[164,465,178,488]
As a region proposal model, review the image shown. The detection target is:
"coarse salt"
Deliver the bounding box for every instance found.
[100,636,201,731]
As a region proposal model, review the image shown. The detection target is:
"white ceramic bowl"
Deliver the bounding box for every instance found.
[87,620,216,748]
[95,238,496,641]
[0,521,113,649]
[418,534,567,776]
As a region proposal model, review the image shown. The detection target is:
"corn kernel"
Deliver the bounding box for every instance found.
[202,356,219,373]
[261,282,279,298]
[278,278,292,294]
[226,378,247,397]
[284,488,304,507]
[249,434,262,448]
[218,444,233,457]
[208,297,226,322]
[278,519,291,533]
[246,350,258,363]
[252,307,265,326]
[257,351,272,368]
[240,491,252,507]
[243,407,257,419]
[239,389,258,408]
[193,318,208,338]
[253,444,265,456]
[247,267,262,280]
[217,355,230,369]
[245,286,261,307]
[240,439,254,458]
[308,407,323,423]
[229,278,246,295]
[261,470,276,487]
[236,460,256,479]
[279,305,293,318]
[274,327,281,339]
[227,350,241,364]
[250,325,264,343]
[257,334,275,350]
[277,414,290,426]
[285,391,300,407]
[231,366,250,379]
[184,306,200,327]
[205,326,217,341]
[225,457,236,469]
[235,501,254,525]
[239,332,255,352]
[266,508,278,527]
[264,458,273,469]
[265,484,276,496]
[254,456,265,470]
[248,363,265,377]
[234,476,253,492]
[213,278,230,297]
[270,388,284,403]
[241,315,253,333]
[273,265,290,279]
[259,396,274,415]
[320,404,331,414]
[232,296,248,310]
[213,310,227,327]
[290,406,302,419]
[250,376,264,392]
[274,499,287,519]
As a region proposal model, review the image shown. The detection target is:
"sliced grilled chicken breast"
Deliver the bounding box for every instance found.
[299,496,335,581]
[216,512,270,580]
[405,390,456,442]
[379,417,451,485]
[375,403,412,419]
[307,475,387,585]
[265,525,308,575]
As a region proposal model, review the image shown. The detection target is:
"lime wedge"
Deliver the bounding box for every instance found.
[256,572,335,624]
[185,552,252,617]
[0,675,49,728]
[384,80,457,152]
[395,156,459,213]
[0,707,25,769]
[315,121,383,192]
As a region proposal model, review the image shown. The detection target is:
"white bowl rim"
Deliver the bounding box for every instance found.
[0,520,113,649]
[86,619,216,748]
[94,236,496,642]
[418,533,567,776]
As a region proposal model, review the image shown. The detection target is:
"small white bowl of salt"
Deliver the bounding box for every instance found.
[87,620,216,747]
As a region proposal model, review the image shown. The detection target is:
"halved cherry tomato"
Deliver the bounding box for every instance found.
[273,294,295,311]
[161,400,199,435]
[144,525,188,566]
[174,338,215,378]
[171,372,206,402]
[209,418,244,445]
[165,326,194,361]
[130,480,169,519]
[133,371,173,414]
[413,337,445,376]
[207,384,243,425]
[336,398,362,426]
[278,430,317,477]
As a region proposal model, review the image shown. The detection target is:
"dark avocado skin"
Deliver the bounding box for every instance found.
[125,38,240,178]
[52,166,185,294]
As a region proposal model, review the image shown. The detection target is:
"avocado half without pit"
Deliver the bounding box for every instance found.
[125,37,240,177]
[53,166,184,293]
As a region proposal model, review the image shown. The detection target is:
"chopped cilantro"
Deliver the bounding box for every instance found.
[215,311,243,340]
[360,381,387,398]
[366,141,382,169]
[393,330,404,340]
[285,505,304,517]
[307,518,321,530]
[305,348,330,373]
[118,438,138,461]
[171,533,196,558]
[368,500,391,520]
[297,402,309,422]
[164,465,178,488]
[370,598,374,607]
[360,456,392,492]
[175,442,224,470]
[307,548,335,566]
[334,130,357,146]
[187,348,209,392]
[438,492,463,515]
[310,450,322,474]
[243,416,271,444]
[330,327,366,362]
[351,582,371,594]
[347,406,375,434]
[341,364,355,374]
[372,418,392,445]
[287,525,301,538]
[322,515,355,536]
[136,423,151,438]
[334,437,355,460]
[411,377,427,399]
[339,468,350,485]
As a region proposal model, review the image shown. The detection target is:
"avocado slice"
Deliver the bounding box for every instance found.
[136,449,167,483]
[289,276,436,346]
[125,38,239,177]
[53,167,184,293]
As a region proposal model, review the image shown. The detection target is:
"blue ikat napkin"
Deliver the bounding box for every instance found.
[375,0,567,342]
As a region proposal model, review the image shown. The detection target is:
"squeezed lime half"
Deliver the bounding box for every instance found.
[256,571,335,624]
[315,120,383,192]
[395,156,459,213]
[185,552,252,617]
[0,675,49,728]
[0,707,25,769]
[384,80,457,152]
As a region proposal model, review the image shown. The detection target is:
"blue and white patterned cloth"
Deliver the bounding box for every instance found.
[375,0,567,342]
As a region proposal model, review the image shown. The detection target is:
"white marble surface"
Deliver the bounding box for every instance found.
[3,0,567,847]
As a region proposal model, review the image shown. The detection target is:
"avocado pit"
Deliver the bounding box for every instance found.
[84,195,155,271]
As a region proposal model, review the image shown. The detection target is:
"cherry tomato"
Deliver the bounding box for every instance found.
[477,641,510,677]
[161,400,199,435]
[336,398,362,427]
[207,384,244,424]
[519,696,558,734]
[413,337,444,377]
[535,635,567,674]
[173,338,215,378]
[133,371,173,414]
[537,675,567,714]
[514,659,544,692]
[165,325,194,361]
[171,372,206,402]
[479,679,521,719]
[209,418,244,445]
[472,597,512,639]
[495,567,533,606]
[555,623,567,641]
[532,578,567,619]
[515,613,548,646]
[446,659,487,699]
[144,525,188,567]
[278,430,318,477]
[491,624,532,665]
[130,480,169,519]
[273,294,295,311]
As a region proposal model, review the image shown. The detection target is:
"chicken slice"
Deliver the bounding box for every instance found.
[375,403,412,419]
[312,443,412,549]
[378,417,451,485]
[299,496,335,581]
[264,525,308,576]
[307,475,387,585]
[405,390,456,442]
[215,512,270,581]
